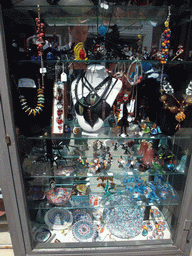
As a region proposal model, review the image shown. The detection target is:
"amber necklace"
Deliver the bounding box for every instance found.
[159,79,192,130]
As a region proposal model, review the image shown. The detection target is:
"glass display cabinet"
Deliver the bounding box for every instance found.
[1,1,192,256]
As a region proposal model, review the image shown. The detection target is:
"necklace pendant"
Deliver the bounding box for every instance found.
[37,100,45,104]
[37,89,44,94]
[21,102,27,106]
[22,105,28,110]
[37,103,44,108]
[33,109,36,116]
[36,106,42,111]
[79,98,84,115]
[35,108,40,113]
[28,109,33,116]
[90,94,96,105]
[102,100,106,120]
[38,94,44,98]
[25,107,30,113]
[87,107,94,127]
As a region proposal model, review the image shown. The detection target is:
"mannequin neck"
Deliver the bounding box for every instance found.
[84,64,108,83]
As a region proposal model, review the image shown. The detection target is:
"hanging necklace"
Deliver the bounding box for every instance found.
[74,73,117,127]
[19,78,45,116]
[160,79,192,129]
[159,6,186,130]
[19,5,45,117]
[159,7,192,130]
[75,74,112,109]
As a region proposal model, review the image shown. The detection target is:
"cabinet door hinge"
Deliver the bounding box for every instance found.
[5,135,11,146]
[184,219,192,243]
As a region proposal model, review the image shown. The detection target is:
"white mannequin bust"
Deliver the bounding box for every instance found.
[71,64,122,132]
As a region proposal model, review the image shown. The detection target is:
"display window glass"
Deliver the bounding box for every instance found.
[1,2,192,254]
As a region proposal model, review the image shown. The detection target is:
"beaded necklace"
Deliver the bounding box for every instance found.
[158,6,187,130]
[19,5,45,117]
[19,79,45,116]
[160,79,192,130]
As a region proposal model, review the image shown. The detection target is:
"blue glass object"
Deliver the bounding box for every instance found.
[98,25,107,37]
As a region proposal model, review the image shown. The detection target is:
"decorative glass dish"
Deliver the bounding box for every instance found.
[44,207,73,230]
[46,187,71,206]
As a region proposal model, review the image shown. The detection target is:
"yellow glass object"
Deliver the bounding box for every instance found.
[164,20,169,27]
[74,42,88,61]
[138,34,142,39]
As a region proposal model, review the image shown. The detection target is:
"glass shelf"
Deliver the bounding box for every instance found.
[23,169,185,180]
[18,124,192,140]
[27,193,180,210]
[16,59,192,65]
[10,5,168,23]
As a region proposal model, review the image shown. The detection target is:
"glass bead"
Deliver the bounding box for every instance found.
[57,118,63,124]
[164,21,169,27]
[142,228,148,236]
[57,88,62,93]
[57,109,63,116]
[58,95,63,101]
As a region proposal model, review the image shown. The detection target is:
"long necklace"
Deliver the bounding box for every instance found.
[19,5,45,117]
[158,6,187,130]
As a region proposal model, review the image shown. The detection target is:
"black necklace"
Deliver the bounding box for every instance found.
[75,74,112,108]
[74,72,118,126]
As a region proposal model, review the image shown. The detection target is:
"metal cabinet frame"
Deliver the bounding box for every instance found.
[1,4,192,256]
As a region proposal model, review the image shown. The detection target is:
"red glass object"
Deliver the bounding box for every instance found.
[79,49,86,60]
[142,147,154,165]
[58,94,63,101]
[137,141,149,156]
[57,109,63,116]
[57,118,63,124]
[57,87,62,93]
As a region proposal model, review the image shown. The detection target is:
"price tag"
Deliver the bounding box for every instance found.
[61,72,67,82]
[40,67,47,74]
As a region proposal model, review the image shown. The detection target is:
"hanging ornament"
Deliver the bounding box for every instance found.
[98,25,107,37]
[160,7,171,64]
